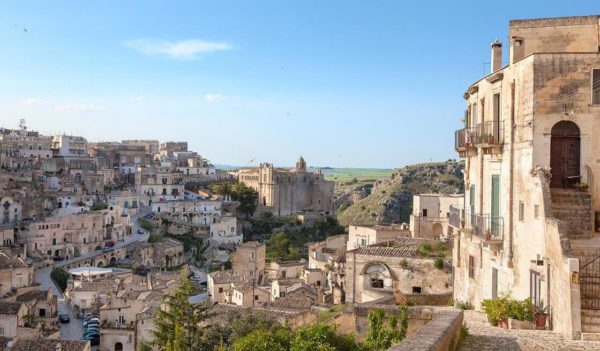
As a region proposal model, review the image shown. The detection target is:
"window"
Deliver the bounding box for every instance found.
[530,270,542,307]
[412,286,422,294]
[218,287,223,293]
[0,327,4,336]
[468,255,475,279]
[519,201,525,222]
[279,291,286,298]
[281,271,286,278]
[255,295,259,300]
[371,278,384,289]
[593,69,600,104]
[422,209,428,217]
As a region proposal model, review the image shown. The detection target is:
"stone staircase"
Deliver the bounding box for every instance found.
[550,189,593,239]
[581,309,600,341]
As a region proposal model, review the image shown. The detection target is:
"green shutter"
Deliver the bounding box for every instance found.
[491,175,500,236]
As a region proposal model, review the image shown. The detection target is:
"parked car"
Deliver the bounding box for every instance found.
[137,229,144,234]
[58,314,70,323]
[102,247,114,253]
[104,240,115,247]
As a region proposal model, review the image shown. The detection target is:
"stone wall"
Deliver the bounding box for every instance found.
[387,308,463,351]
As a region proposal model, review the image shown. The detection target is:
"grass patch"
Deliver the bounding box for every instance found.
[138,218,158,232]
[416,242,450,257]
[317,305,345,323]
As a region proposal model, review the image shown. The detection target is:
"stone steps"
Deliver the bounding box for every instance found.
[581,309,600,334]
[581,332,600,341]
[550,189,593,239]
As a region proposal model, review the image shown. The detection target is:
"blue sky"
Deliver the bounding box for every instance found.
[1,1,599,168]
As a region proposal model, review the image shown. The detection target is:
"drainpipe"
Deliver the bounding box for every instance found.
[507,80,516,268]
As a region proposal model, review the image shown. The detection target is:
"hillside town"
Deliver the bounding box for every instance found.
[2,10,600,351]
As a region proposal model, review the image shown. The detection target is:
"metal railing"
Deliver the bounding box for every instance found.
[448,205,504,241]
[455,121,504,151]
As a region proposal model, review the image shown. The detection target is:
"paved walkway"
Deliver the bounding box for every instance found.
[460,310,600,351]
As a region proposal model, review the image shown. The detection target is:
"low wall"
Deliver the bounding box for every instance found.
[388,308,463,351]
[403,293,453,306]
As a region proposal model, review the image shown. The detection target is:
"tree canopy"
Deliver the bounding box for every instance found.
[152,273,213,350]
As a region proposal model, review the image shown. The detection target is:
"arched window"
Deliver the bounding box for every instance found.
[115,342,123,351]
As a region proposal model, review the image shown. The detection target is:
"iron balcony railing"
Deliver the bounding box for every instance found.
[449,205,504,242]
[455,121,504,152]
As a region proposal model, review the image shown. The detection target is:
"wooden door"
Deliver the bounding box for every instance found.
[550,121,580,188]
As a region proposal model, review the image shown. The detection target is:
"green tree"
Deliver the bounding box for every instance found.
[152,273,212,350]
[231,182,258,217]
[365,307,409,351]
[50,267,69,291]
[232,328,291,351]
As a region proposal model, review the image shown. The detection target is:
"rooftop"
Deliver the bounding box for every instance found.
[0,302,22,315]
[11,339,90,351]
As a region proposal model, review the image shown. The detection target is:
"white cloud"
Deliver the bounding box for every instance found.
[125,39,231,59]
[19,98,51,107]
[54,103,106,112]
[204,94,226,103]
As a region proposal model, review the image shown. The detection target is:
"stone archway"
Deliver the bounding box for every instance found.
[115,342,123,351]
[550,121,580,188]
[110,257,116,265]
[97,261,104,267]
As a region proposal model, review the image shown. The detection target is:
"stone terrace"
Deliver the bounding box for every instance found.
[460,310,600,351]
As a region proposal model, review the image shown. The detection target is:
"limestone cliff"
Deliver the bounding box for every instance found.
[336,160,464,226]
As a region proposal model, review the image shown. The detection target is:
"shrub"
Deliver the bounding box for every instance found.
[456,301,474,310]
[481,296,511,325]
[399,259,409,269]
[434,258,444,269]
[508,298,533,321]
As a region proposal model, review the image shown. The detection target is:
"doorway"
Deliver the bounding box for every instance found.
[550,121,580,188]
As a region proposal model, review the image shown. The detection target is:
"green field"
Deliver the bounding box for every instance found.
[317,168,394,182]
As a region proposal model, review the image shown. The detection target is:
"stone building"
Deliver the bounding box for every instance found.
[451,15,600,340]
[0,196,22,226]
[0,302,27,338]
[409,194,463,239]
[232,241,266,282]
[345,238,453,304]
[209,216,242,247]
[130,238,185,269]
[51,135,88,158]
[347,224,410,251]
[159,141,188,157]
[236,157,335,216]
[0,252,32,297]
[134,166,184,206]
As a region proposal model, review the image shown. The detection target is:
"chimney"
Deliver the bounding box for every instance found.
[510,37,525,64]
[491,39,502,73]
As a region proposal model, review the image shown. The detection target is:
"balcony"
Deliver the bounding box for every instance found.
[449,206,503,246]
[455,121,504,155]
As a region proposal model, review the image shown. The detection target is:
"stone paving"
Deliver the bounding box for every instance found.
[460,310,600,351]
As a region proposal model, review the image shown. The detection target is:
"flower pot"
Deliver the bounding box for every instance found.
[499,319,509,329]
[534,314,547,328]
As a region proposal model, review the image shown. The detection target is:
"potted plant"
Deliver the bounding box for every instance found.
[481,296,511,328]
[508,298,534,330]
[533,301,549,328]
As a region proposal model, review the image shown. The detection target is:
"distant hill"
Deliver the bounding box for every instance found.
[336,160,464,226]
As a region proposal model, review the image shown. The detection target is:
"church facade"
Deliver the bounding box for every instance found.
[236,157,335,216]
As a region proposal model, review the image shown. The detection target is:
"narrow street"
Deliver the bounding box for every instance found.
[34,213,150,341]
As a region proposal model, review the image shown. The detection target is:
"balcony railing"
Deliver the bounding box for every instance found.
[455,121,504,152]
[448,206,504,242]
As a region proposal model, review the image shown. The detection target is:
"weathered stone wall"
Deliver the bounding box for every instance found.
[387,309,464,351]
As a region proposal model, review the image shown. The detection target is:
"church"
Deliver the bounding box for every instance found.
[236,157,335,216]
